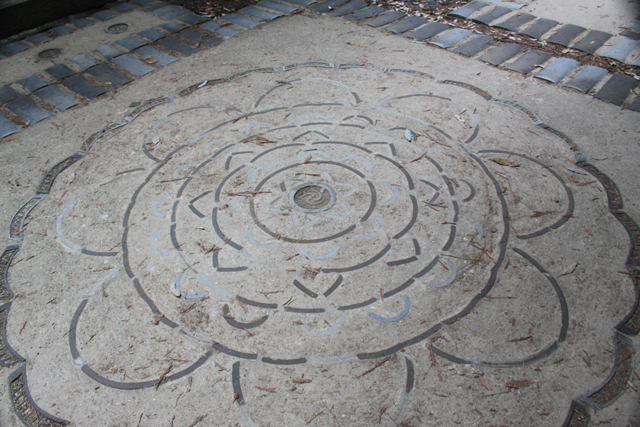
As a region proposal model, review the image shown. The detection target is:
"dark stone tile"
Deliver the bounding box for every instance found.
[2,41,29,54]
[238,6,282,20]
[621,29,640,41]
[93,10,118,21]
[158,20,189,33]
[259,0,299,13]
[594,73,638,106]
[25,32,52,45]
[200,35,223,48]
[87,64,133,88]
[519,18,558,39]
[505,49,552,74]
[111,2,136,13]
[34,85,78,111]
[95,44,126,60]
[311,0,350,13]
[546,24,586,46]
[345,5,385,21]
[479,42,523,65]
[365,11,406,28]
[429,28,473,48]
[493,12,535,31]
[116,36,148,51]
[571,30,613,54]
[448,1,490,19]
[178,28,207,44]
[534,57,580,83]
[627,95,640,112]
[176,12,208,25]
[280,0,316,5]
[562,65,608,93]
[385,16,425,34]
[472,6,512,25]
[406,21,450,41]
[162,9,191,20]
[601,37,640,62]
[223,14,261,28]
[0,86,20,104]
[0,111,20,138]
[5,96,52,124]
[50,25,74,36]
[156,37,202,56]
[134,45,180,66]
[131,0,155,5]
[0,52,5,59]
[143,1,169,11]
[45,63,76,80]
[153,5,182,17]
[200,20,222,32]
[138,28,166,41]
[70,53,101,70]
[16,75,49,92]
[112,53,157,75]
[215,26,242,37]
[70,18,96,29]
[328,0,366,16]
[452,34,495,56]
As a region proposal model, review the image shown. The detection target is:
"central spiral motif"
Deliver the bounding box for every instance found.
[290,183,336,212]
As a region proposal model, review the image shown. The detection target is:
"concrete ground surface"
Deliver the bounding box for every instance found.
[0,2,639,427]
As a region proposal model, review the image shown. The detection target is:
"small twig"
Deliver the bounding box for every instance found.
[306,411,324,424]
[359,356,391,378]
[214,362,229,371]
[137,413,143,427]
[187,414,208,427]
[322,402,341,427]
[19,321,27,335]
[303,265,321,275]
[507,335,532,342]
[256,386,277,393]
[155,363,173,389]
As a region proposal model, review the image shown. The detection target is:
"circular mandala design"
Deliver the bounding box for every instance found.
[106,23,129,34]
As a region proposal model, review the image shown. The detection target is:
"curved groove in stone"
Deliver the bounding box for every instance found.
[561,400,590,427]
[80,122,126,154]
[292,280,318,298]
[124,96,174,122]
[262,357,307,365]
[413,255,440,278]
[431,341,560,368]
[361,180,377,222]
[312,141,372,154]
[376,154,414,190]
[224,314,269,330]
[236,295,278,309]
[368,295,410,322]
[393,195,418,239]
[284,306,325,313]
[250,143,305,163]
[9,195,46,240]
[215,165,246,202]
[248,225,281,249]
[212,208,243,250]
[429,260,456,288]
[1,246,20,301]
[232,361,245,405]
[151,194,171,218]
[458,178,476,202]
[323,244,392,273]
[8,365,69,426]
[214,342,258,359]
[381,181,400,206]
[323,275,344,297]
[338,298,377,311]
[297,243,340,260]
[0,303,26,367]
[405,355,415,393]
[465,216,483,240]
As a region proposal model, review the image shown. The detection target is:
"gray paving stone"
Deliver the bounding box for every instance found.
[176,13,208,25]
[345,5,385,22]
[563,65,608,93]
[429,28,473,49]
[385,16,425,34]
[0,52,5,59]
[259,0,299,13]
[620,29,640,41]
[93,10,118,21]
[158,20,189,33]
[5,96,52,124]
[50,25,74,36]
[448,1,490,19]
[214,26,242,37]
[519,18,558,39]
[601,37,640,62]
[25,33,52,45]
[112,53,157,76]
[0,86,20,104]
[71,18,96,29]
[223,14,261,29]
[365,11,406,28]
[143,1,169,12]
[111,2,136,13]
[200,20,222,32]
[134,45,179,66]
[482,0,522,8]
[571,30,613,54]
[45,64,76,80]
[16,75,49,92]
[0,111,20,139]
[87,64,134,88]
[138,28,166,41]
[627,95,640,112]
[34,85,78,112]
[505,49,551,74]
[200,35,223,48]
[452,34,495,56]
[406,22,451,41]
[2,41,29,54]
[156,37,202,56]
[280,0,315,5]
[311,0,350,13]
[546,24,586,46]
[594,73,638,106]
[153,5,182,17]
[239,6,283,20]
[479,42,523,65]
[328,0,366,16]
[493,12,535,31]
[162,9,191,20]
[534,57,580,83]
[70,53,101,70]
[95,44,126,60]
[630,56,640,66]
[472,6,512,25]
[178,28,207,44]
[116,36,148,51]
[131,0,155,5]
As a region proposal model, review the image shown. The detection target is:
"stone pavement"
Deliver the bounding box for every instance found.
[0,1,639,427]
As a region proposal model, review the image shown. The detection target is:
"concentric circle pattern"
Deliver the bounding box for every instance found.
[2,64,638,427]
